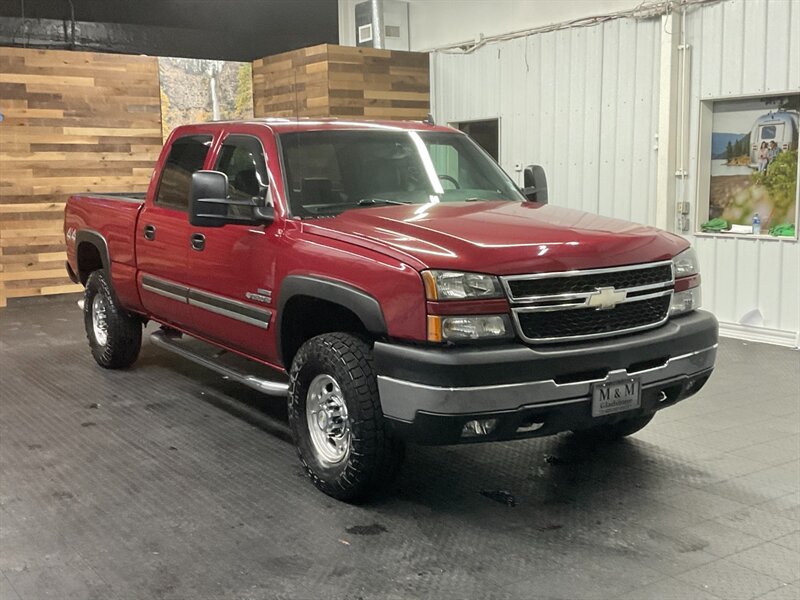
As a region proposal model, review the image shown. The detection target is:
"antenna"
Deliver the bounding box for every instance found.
[423,113,435,125]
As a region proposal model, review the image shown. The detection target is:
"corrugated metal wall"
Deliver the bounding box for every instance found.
[684,0,799,341]
[431,16,662,224]
[431,0,800,343]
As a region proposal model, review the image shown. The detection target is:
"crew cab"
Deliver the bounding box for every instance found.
[64,118,718,501]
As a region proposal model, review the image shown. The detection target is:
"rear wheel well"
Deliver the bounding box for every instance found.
[76,241,103,284]
[281,295,370,367]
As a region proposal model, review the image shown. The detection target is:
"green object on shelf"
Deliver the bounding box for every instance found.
[701,217,729,232]
[768,223,796,237]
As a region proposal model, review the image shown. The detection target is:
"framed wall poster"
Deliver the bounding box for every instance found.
[158,57,254,141]
[697,93,799,238]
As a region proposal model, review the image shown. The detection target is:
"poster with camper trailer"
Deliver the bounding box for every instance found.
[706,94,798,233]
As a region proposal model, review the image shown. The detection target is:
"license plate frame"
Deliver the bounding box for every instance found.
[591,378,641,417]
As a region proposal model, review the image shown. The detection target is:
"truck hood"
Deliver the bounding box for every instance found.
[303,201,688,275]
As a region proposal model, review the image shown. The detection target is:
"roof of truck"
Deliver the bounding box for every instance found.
[175,117,457,135]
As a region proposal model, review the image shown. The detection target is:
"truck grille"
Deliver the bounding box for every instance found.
[517,296,671,341]
[502,261,674,343]
[506,264,673,299]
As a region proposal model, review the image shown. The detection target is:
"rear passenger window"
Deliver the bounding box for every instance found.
[155,135,213,210]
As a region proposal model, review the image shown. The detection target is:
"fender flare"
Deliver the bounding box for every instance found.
[74,229,111,282]
[276,275,387,364]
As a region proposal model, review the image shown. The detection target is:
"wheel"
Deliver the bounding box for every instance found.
[572,414,655,443]
[438,174,460,189]
[83,270,142,369]
[288,332,404,502]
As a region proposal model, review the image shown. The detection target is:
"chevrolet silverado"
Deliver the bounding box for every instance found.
[64,119,718,501]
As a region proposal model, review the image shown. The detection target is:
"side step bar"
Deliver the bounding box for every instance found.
[150,330,289,396]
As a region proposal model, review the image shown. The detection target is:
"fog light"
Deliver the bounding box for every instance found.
[461,418,498,438]
[516,421,544,434]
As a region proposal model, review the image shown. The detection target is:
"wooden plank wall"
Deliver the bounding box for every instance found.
[0,43,427,306]
[0,47,161,307]
[252,44,330,118]
[327,45,430,120]
[252,44,429,121]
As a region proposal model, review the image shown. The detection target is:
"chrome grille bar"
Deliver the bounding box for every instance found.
[501,260,675,343]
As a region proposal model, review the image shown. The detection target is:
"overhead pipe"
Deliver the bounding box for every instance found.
[66,0,76,49]
[370,0,385,49]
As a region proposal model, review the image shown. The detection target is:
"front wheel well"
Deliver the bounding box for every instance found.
[280,295,370,367]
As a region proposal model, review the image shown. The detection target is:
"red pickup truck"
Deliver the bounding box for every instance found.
[65,118,717,501]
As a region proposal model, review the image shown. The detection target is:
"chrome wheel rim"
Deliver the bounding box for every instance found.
[306,374,351,466]
[91,294,108,346]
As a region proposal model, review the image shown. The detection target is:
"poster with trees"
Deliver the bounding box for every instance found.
[705,94,799,235]
[158,58,254,140]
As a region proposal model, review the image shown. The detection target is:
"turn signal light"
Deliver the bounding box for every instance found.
[427,315,443,342]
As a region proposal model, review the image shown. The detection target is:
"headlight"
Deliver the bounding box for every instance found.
[670,247,701,315]
[422,270,503,300]
[672,247,700,278]
[427,314,511,342]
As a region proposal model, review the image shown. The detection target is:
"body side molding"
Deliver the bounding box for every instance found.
[187,288,272,329]
[141,274,272,329]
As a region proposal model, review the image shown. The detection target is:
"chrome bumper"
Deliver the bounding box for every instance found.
[377,344,717,422]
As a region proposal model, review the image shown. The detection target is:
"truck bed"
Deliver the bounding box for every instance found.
[65,192,146,314]
[65,193,145,265]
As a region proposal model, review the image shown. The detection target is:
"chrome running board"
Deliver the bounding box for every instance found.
[150,330,289,396]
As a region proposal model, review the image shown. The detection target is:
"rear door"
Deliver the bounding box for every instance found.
[183,130,282,361]
[137,133,214,328]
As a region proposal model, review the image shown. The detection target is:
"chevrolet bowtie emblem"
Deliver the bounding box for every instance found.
[587,286,627,310]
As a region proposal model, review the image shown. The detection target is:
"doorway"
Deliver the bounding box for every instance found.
[454,119,500,161]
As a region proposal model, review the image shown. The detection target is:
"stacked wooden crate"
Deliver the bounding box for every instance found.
[0,47,162,307]
[252,44,330,118]
[252,44,429,121]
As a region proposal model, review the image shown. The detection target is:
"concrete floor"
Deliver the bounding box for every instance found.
[0,296,798,600]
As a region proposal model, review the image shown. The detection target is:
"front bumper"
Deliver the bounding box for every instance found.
[375,310,718,444]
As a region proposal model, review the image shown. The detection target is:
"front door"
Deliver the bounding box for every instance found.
[137,134,214,328]
[183,133,281,362]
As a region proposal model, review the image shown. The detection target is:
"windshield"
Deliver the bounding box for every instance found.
[279,129,524,217]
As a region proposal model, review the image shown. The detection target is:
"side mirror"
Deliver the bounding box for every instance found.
[522,165,548,204]
[189,170,275,227]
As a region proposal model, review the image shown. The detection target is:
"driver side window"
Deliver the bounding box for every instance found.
[214,135,270,203]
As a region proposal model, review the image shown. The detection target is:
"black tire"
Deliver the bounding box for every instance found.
[572,414,655,443]
[288,332,404,502]
[83,270,142,369]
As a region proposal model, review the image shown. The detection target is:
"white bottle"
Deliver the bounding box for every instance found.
[752,213,761,236]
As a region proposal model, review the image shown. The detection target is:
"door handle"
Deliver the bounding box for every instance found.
[143,224,156,241]
[190,233,205,251]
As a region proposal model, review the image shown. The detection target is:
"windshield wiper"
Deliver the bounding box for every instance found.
[356,198,412,206]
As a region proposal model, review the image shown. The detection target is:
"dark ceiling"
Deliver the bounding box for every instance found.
[0,0,340,61]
